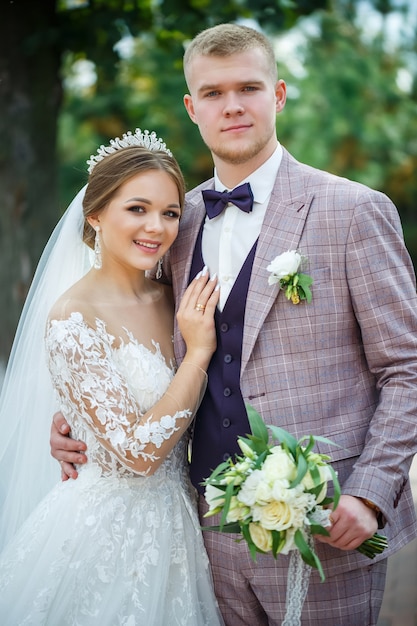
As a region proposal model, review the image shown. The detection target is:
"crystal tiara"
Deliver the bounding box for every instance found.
[86,128,173,173]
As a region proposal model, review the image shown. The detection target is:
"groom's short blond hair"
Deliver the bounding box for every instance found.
[183,23,278,85]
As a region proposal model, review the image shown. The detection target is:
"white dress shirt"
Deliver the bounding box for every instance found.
[202,144,283,310]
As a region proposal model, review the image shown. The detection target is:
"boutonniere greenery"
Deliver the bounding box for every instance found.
[267,250,313,304]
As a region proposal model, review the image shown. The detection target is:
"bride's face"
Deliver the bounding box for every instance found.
[91,169,181,272]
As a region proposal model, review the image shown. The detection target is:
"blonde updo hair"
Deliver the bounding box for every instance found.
[83,146,185,249]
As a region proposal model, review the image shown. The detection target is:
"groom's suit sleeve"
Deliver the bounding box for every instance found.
[337,188,417,526]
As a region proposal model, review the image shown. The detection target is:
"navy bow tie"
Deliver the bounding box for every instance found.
[202,182,254,219]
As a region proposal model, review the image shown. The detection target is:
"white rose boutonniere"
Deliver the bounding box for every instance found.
[267,250,313,304]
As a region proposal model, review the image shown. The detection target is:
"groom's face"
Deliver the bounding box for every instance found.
[183,48,286,170]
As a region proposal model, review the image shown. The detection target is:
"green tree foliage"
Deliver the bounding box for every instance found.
[275,9,417,260]
[1,0,326,361]
[2,0,416,364]
[60,3,417,240]
[57,0,329,198]
[1,0,62,361]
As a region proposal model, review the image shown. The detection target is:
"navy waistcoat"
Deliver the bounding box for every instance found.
[188,221,257,492]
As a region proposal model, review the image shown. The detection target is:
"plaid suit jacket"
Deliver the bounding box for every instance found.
[168,147,417,574]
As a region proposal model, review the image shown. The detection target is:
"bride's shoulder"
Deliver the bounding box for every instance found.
[46,297,108,348]
[47,277,98,324]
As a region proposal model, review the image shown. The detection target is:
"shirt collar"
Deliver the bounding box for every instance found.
[213,143,283,205]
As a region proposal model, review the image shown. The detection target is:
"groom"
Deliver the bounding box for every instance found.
[51,23,417,625]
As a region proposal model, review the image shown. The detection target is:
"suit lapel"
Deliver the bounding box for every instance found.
[242,151,314,372]
[171,187,209,303]
[171,183,212,361]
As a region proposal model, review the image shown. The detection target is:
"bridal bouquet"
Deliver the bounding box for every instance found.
[203,405,388,583]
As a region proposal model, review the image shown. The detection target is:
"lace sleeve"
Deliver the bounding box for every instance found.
[45,312,198,476]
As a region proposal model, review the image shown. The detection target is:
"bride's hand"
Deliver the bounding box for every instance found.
[177,267,219,367]
[50,411,87,480]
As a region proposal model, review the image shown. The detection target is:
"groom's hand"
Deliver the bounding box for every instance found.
[50,411,87,481]
[315,494,378,551]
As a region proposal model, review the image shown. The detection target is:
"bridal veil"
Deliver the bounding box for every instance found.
[0,186,91,551]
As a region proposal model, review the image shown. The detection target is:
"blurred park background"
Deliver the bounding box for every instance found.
[1,0,417,372]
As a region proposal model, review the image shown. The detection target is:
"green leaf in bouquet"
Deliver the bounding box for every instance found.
[301,434,342,449]
[290,451,308,488]
[267,425,298,458]
[308,463,321,485]
[203,522,242,534]
[309,524,330,537]
[246,404,269,445]
[271,529,286,558]
[301,434,316,456]
[203,459,232,485]
[294,530,325,582]
[328,465,341,509]
[241,523,258,561]
[219,480,237,529]
[253,449,270,470]
[241,434,268,456]
[294,530,316,568]
[307,482,327,500]
[319,496,333,506]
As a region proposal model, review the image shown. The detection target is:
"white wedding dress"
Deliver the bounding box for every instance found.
[0,312,223,626]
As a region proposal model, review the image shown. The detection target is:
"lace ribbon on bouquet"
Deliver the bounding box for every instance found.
[282,541,313,626]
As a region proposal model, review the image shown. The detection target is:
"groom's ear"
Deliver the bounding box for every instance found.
[183,94,198,124]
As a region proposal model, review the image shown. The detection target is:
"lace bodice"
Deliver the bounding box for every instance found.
[45,312,191,480]
[0,310,223,625]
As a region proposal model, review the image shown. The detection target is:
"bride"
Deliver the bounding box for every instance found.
[0,130,223,625]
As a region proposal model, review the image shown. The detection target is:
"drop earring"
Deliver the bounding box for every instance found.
[94,226,102,269]
[156,257,163,280]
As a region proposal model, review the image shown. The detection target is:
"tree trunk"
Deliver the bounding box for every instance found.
[0,0,62,362]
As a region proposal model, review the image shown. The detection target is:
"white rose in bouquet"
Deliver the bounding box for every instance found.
[253,500,295,531]
[249,522,273,552]
[263,446,297,482]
